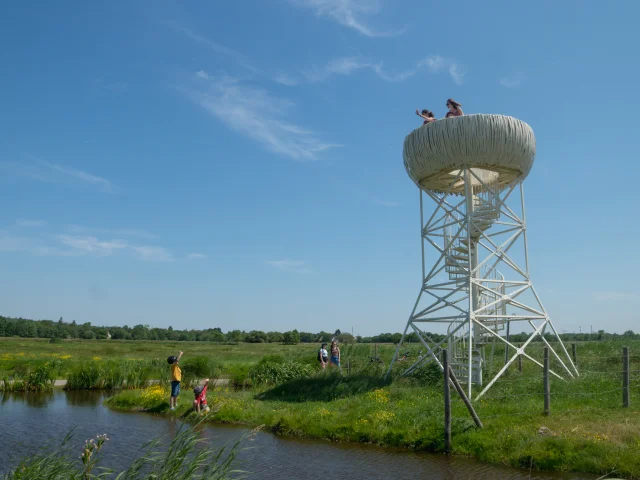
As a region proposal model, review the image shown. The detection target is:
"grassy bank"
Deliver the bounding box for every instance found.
[106,342,640,479]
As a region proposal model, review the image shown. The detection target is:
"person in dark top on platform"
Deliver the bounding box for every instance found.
[415,108,436,125]
[445,99,464,118]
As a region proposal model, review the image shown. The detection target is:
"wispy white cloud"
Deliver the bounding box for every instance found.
[57,235,128,256]
[267,259,312,274]
[182,72,340,161]
[288,0,403,37]
[57,235,173,262]
[16,219,47,228]
[187,253,208,260]
[500,74,524,88]
[167,22,258,72]
[280,55,462,86]
[65,225,158,240]
[273,72,300,87]
[0,159,115,192]
[132,245,174,262]
[448,64,465,85]
[594,292,638,302]
[0,233,78,257]
[196,70,209,80]
[420,55,465,85]
[303,57,376,83]
[0,225,174,262]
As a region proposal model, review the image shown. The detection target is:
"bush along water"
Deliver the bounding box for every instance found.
[249,355,315,387]
[180,356,223,388]
[0,362,58,392]
[3,421,249,479]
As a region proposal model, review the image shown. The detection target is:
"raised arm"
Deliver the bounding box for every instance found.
[177,351,184,362]
[415,109,429,120]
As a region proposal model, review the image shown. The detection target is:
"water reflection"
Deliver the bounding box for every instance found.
[65,390,103,407]
[1,391,54,407]
[0,391,597,479]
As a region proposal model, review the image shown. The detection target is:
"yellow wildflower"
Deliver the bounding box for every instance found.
[366,389,390,404]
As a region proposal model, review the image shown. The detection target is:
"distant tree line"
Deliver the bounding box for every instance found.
[0,315,634,345]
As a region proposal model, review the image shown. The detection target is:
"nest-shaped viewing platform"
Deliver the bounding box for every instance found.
[403,114,536,194]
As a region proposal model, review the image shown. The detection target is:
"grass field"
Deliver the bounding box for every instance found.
[0,338,323,387]
[4,337,640,477]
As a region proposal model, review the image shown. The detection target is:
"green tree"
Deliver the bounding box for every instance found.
[267,331,284,343]
[283,330,300,345]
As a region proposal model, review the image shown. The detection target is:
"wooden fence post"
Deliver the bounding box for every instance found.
[571,343,577,367]
[443,348,451,453]
[448,367,483,428]
[543,347,550,416]
[623,347,630,408]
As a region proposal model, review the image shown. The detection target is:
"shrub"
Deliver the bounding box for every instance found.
[227,363,251,389]
[405,361,442,386]
[249,355,314,386]
[180,356,222,387]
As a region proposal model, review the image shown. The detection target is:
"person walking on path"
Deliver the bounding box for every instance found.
[168,350,183,411]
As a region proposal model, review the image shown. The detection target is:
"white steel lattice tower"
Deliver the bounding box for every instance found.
[387,114,578,400]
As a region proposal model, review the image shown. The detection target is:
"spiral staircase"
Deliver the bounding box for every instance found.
[443,187,507,384]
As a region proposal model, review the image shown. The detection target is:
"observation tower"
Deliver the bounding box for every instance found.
[388,114,578,400]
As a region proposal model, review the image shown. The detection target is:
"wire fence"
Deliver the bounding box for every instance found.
[443,345,637,423]
[334,343,638,424]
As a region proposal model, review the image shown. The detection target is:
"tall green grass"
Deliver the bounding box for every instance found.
[3,421,249,479]
[0,363,58,392]
[65,360,155,390]
[249,355,315,386]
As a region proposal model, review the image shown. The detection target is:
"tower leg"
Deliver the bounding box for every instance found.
[393,172,576,400]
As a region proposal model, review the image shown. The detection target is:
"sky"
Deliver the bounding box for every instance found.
[0,0,638,336]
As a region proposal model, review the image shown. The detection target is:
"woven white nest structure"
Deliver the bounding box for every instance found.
[403,114,536,194]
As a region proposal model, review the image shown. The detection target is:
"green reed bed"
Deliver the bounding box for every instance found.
[0,362,58,392]
[65,360,154,390]
[63,356,223,391]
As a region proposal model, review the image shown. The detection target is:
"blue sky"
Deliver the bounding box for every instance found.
[0,1,638,335]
